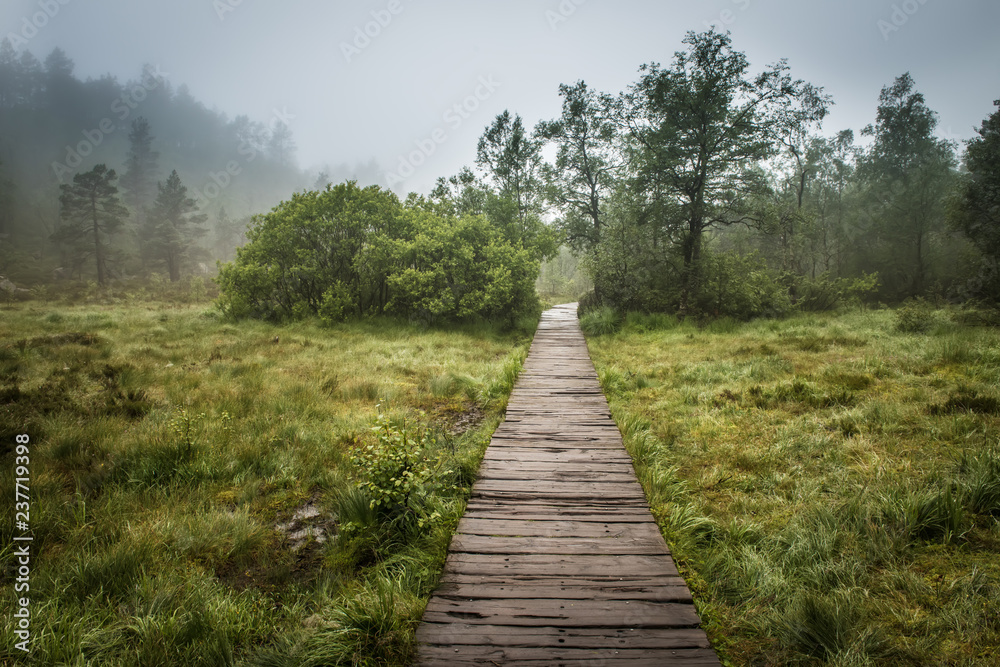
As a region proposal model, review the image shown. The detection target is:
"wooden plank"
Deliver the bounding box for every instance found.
[415,303,717,665]
[456,518,664,539]
[419,645,718,664]
[432,581,693,602]
[448,534,668,556]
[418,649,720,667]
[438,574,686,587]
[481,449,633,463]
[421,599,702,628]
[442,553,680,578]
[417,624,710,649]
[461,509,656,523]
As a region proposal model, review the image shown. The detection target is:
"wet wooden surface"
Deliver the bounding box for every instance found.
[415,303,719,665]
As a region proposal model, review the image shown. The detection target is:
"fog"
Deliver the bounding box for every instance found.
[4,0,997,195]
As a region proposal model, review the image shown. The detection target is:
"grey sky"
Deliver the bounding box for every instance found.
[4,0,998,195]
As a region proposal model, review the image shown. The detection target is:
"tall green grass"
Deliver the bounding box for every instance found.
[587,307,1000,665]
[0,299,532,665]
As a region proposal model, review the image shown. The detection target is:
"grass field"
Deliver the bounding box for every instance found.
[585,307,1000,666]
[0,297,533,665]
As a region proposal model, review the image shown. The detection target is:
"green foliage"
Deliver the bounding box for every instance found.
[579,306,622,336]
[217,181,541,324]
[895,297,936,332]
[857,73,958,299]
[388,213,540,324]
[795,272,880,311]
[697,250,792,320]
[951,99,1000,303]
[588,308,1000,665]
[145,170,208,282]
[54,164,128,286]
[216,182,401,321]
[611,30,829,315]
[318,281,351,325]
[348,411,446,533]
[476,110,544,235]
[536,81,618,253]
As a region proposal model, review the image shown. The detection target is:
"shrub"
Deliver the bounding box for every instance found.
[895,298,936,333]
[697,250,792,320]
[217,182,542,324]
[579,306,622,336]
[795,272,880,312]
[318,281,352,324]
[348,411,447,533]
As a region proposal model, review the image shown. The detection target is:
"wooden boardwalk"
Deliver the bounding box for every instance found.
[415,304,719,665]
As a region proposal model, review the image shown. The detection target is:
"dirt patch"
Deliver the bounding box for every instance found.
[275,500,336,552]
[448,405,486,436]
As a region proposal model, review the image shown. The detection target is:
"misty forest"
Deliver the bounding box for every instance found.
[2,20,1000,667]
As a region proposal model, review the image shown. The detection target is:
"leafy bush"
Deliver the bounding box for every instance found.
[348,411,447,533]
[795,272,880,311]
[697,250,792,320]
[895,298,936,332]
[387,213,540,324]
[318,281,352,325]
[216,182,541,324]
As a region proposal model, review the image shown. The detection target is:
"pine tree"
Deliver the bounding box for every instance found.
[147,170,207,281]
[120,117,160,229]
[55,165,127,285]
[0,38,18,108]
[267,121,297,167]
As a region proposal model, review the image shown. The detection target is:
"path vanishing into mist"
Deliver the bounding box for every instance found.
[415,303,720,665]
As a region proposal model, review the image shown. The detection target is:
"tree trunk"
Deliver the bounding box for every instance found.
[678,221,702,318]
[92,196,105,286]
[168,251,180,282]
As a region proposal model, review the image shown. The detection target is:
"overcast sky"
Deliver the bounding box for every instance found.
[4,0,998,195]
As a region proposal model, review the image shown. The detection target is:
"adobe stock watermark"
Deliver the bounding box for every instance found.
[703,0,751,31]
[192,107,295,204]
[385,75,501,189]
[341,0,412,63]
[51,66,170,182]
[5,0,73,49]
[214,0,246,22]
[878,0,932,41]
[546,0,589,31]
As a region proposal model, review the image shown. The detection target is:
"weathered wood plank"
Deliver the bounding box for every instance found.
[442,553,680,578]
[448,534,668,556]
[421,599,702,628]
[456,517,664,539]
[415,303,718,665]
[417,648,721,667]
[431,581,694,602]
[417,624,710,648]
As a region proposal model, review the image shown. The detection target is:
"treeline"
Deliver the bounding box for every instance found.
[527,30,996,317]
[219,29,998,325]
[0,39,307,284]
